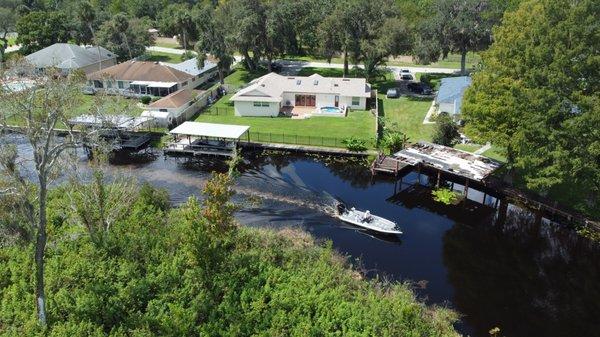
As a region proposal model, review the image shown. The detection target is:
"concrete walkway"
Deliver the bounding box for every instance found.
[146,46,189,55]
[423,102,437,124]
[474,142,492,155]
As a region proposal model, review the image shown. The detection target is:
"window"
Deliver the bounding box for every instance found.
[159,109,168,112]
[106,81,112,89]
[351,97,360,106]
[253,102,270,107]
[117,81,124,89]
[262,102,269,107]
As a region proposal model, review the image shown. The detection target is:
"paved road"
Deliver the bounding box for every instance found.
[277,60,459,75]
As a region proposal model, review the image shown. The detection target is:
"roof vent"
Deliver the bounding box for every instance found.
[154,61,159,65]
[342,79,350,81]
[313,80,318,85]
[334,83,339,87]
[296,80,301,85]
[287,77,295,80]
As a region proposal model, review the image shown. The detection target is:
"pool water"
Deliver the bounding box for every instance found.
[319,106,342,114]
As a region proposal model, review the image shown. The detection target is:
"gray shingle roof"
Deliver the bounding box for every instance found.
[25,43,116,70]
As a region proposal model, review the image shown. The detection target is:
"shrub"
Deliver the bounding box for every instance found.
[139,95,151,105]
[432,112,460,146]
[432,187,463,205]
[381,132,406,154]
[342,137,368,152]
[180,50,195,61]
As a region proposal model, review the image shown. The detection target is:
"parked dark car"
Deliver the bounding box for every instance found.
[386,88,400,98]
[407,82,433,95]
[400,74,413,81]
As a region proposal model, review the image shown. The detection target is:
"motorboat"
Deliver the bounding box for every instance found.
[336,203,402,235]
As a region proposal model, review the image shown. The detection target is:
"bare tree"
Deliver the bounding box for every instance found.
[0,62,113,325]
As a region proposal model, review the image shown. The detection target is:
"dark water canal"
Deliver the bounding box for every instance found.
[9,134,600,337]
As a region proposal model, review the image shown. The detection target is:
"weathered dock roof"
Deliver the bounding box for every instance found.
[394,142,502,181]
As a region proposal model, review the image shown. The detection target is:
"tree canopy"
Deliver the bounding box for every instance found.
[462,0,600,214]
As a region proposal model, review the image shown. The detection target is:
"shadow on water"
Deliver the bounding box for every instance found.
[6,136,600,337]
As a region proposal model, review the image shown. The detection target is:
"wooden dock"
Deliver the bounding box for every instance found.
[240,141,373,156]
[370,154,414,174]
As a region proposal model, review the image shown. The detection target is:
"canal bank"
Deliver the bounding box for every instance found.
[7,132,600,337]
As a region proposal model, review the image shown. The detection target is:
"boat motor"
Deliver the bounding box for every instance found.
[336,203,347,215]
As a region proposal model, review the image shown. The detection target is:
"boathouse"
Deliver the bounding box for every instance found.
[164,121,250,157]
[67,115,155,150]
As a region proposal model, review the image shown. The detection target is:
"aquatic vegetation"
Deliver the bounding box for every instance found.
[432,187,463,205]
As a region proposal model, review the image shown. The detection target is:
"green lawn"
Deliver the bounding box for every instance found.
[195,94,375,147]
[295,68,434,143]
[5,92,143,128]
[144,51,182,64]
[454,143,482,153]
[154,40,181,49]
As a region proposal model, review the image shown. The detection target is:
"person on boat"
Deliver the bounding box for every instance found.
[363,210,372,222]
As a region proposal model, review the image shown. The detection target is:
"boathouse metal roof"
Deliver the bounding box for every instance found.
[394,141,502,181]
[169,122,249,139]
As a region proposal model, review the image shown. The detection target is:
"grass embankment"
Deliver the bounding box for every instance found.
[195,67,376,147]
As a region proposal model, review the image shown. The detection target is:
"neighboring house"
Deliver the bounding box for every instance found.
[25,43,117,74]
[435,76,472,118]
[87,60,204,97]
[161,58,218,86]
[142,89,205,127]
[229,73,372,117]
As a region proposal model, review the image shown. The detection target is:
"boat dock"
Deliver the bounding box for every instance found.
[163,122,250,158]
[371,141,502,182]
[240,141,372,156]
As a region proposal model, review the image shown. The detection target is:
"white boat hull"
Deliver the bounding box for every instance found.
[337,208,402,235]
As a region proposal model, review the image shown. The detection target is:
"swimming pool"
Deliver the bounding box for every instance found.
[314,106,345,117]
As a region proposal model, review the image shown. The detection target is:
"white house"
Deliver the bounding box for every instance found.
[87,60,207,97]
[435,76,472,118]
[141,89,203,127]
[25,43,117,74]
[229,73,372,117]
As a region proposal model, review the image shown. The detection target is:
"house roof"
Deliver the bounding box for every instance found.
[170,121,250,139]
[230,73,372,102]
[148,89,195,109]
[25,43,116,69]
[87,60,193,83]
[435,76,472,104]
[162,58,217,77]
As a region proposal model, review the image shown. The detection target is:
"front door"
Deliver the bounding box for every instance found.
[334,95,339,107]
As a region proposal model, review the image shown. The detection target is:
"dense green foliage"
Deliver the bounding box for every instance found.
[15,11,71,54]
[462,0,600,216]
[0,175,458,336]
[432,113,460,147]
